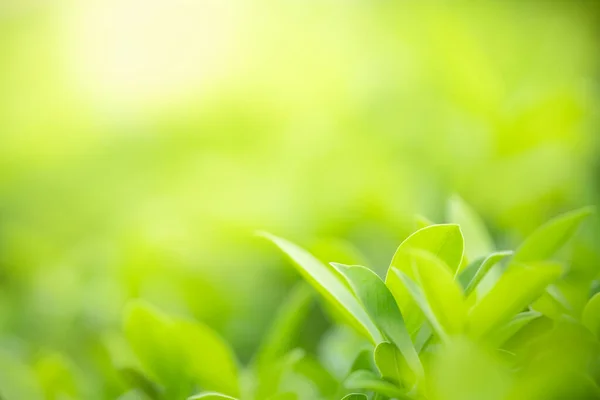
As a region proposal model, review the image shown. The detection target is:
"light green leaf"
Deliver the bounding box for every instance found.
[260,233,382,343]
[467,262,562,339]
[341,394,367,400]
[447,195,494,260]
[173,319,239,397]
[582,292,600,338]
[485,311,542,347]
[393,269,444,340]
[513,207,593,263]
[253,283,314,373]
[531,285,572,320]
[411,250,467,337]
[458,251,513,297]
[188,393,237,400]
[124,301,187,393]
[124,301,240,398]
[373,342,402,384]
[386,224,464,333]
[344,370,407,399]
[333,263,423,378]
[119,367,162,400]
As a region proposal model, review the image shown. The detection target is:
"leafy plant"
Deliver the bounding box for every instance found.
[119,200,599,400]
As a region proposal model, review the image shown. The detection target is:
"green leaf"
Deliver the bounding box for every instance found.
[467,262,562,339]
[124,301,240,398]
[187,393,237,400]
[124,301,187,393]
[374,342,402,384]
[333,263,423,378]
[582,292,600,338]
[410,250,467,337]
[385,224,464,333]
[458,251,513,297]
[447,195,494,261]
[253,283,314,372]
[485,311,542,347]
[393,269,444,340]
[513,207,593,263]
[344,370,407,399]
[173,319,239,397]
[388,224,465,275]
[119,368,162,400]
[260,233,382,343]
[341,394,367,400]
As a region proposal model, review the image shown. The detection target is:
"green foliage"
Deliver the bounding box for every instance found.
[95,201,598,400]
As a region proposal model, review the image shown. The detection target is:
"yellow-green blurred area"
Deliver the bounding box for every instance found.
[0,0,599,398]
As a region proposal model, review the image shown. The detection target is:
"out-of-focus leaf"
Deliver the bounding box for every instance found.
[531,285,572,320]
[459,251,512,296]
[373,342,402,384]
[33,352,79,400]
[467,262,562,338]
[124,301,240,398]
[386,224,464,333]
[333,263,423,378]
[119,367,162,400]
[428,337,511,400]
[260,233,382,343]
[414,214,434,230]
[187,393,237,400]
[318,326,371,381]
[292,354,338,397]
[513,207,593,263]
[582,292,600,338]
[266,393,298,400]
[0,350,44,400]
[123,301,187,393]
[447,195,494,260]
[344,370,407,399]
[173,319,239,397]
[341,394,367,400]
[486,311,542,347]
[253,283,314,373]
[410,250,467,337]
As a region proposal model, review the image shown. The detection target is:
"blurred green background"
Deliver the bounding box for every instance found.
[0,0,599,398]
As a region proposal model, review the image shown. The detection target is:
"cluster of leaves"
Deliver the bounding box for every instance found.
[119,199,600,400]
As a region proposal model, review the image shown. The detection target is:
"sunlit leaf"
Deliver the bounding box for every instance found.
[333,263,423,378]
[373,342,401,384]
[467,262,562,338]
[393,270,444,340]
[458,251,512,297]
[386,224,464,333]
[447,195,494,261]
[411,250,467,337]
[260,233,382,343]
[582,292,600,338]
[341,394,367,400]
[187,392,237,400]
[344,370,407,399]
[513,207,593,263]
[124,301,240,398]
[485,311,542,347]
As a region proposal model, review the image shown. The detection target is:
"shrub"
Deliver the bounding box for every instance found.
[121,200,600,400]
